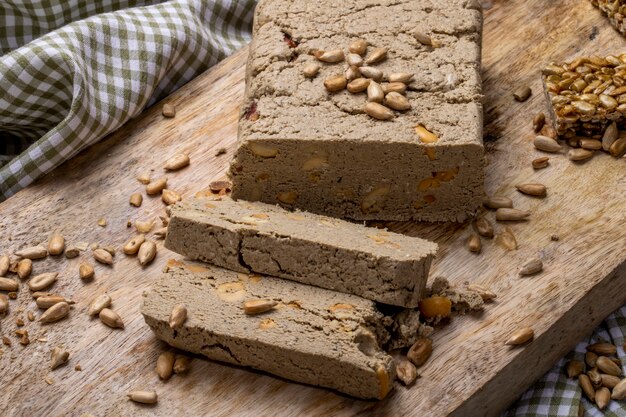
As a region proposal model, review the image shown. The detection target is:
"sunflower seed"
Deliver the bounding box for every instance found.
[516,183,547,197]
[566,360,584,378]
[513,86,532,101]
[505,327,534,345]
[596,356,622,376]
[88,294,112,316]
[173,355,191,374]
[568,148,594,161]
[345,65,360,81]
[579,139,602,150]
[588,367,602,386]
[157,351,176,380]
[315,49,344,63]
[613,378,626,400]
[532,157,550,169]
[146,178,167,195]
[388,73,413,83]
[162,104,176,118]
[586,352,598,368]
[601,374,621,389]
[123,234,145,255]
[473,218,494,239]
[128,390,158,404]
[48,234,65,256]
[407,338,432,366]
[367,81,384,103]
[15,245,47,260]
[97,218,106,227]
[395,359,418,386]
[347,78,370,93]
[93,248,113,265]
[28,273,58,291]
[483,196,513,209]
[609,137,626,157]
[587,342,617,356]
[414,31,434,46]
[365,47,387,65]
[595,387,610,410]
[384,92,411,111]
[79,263,95,281]
[129,193,143,207]
[533,113,546,132]
[64,246,81,259]
[497,227,518,251]
[40,302,70,324]
[324,75,347,92]
[364,102,394,120]
[496,208,530,221]
[534,135,562,152]
[154,227,167,239]
[346,53,363,67]
[162,189,181,205]
[519,258,543,276]
[169,304,187,329]
[580,374,595,400]
[468,233,481,253]
[137,172,151,184]
[50,346,70,370]
[602,121,618,151]
[138,241,157,266]
[381,82,407,94]
[348,39,368,55]
[243,299,277,315]
[36,296,71,309]
[359,66,383,81]
[16,259,32,279]
[0,294,8,314]
[99,308,124,329]
[302,63,320,78]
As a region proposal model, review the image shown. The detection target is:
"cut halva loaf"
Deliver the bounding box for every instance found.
[141,260,397,399]
[229,0,485,222]
[164,197,438,307]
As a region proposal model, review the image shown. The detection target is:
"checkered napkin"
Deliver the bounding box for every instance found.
[0,1,624,415]
[0,0,254,199]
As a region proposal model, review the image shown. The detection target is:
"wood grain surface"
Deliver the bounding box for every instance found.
[1,0,625,416]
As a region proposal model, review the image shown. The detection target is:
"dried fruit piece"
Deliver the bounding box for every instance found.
[419,296,452,318]
[534,135,562,153]
[364,102,394,120]
[566,360,584,378]
[138,241,157,266]
[568,148,594,161]
[28,273,58,291]
[93,248,113,265]
[496,208,530,222]
[157,351,176,380]
[146,178,168,195]
[516,183,547,197]
[164,154,189,171]
[99,308,124,329]
[349,39,368,55]
[468,233,481,253]
[79,263,95,281]
[384,92,411,111]
[88,294,112,316]
[129,193,143,207]
[243,299,277,315]
[50,346,70,370]
[15,245,47,260]
[162,103,176,118]
[483,196,513,209]
[169,304,187,329]
[519,258,543,276]
[532,157,550,169]
[162,189,181,205]
[48,234,65,256]
[302,63,320,78]
[324,75,348,92]
[505,327,534,345]
[407,338,432,367]
[474,218,494,238]
[395,359,418,386]
[40,302,70,324]
[128,390,158,404]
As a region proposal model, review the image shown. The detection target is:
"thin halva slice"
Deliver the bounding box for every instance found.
[141,260,395,400]
[164,197,438,308]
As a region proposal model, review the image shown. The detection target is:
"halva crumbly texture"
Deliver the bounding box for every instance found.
[591,0,626,35]
[164,197,437,307]
[229,0,485,222]
[141,260,397,399]
[542,53,626,137]
[424,276,485,325]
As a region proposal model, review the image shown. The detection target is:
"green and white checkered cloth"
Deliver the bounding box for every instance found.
[0,2,624,415]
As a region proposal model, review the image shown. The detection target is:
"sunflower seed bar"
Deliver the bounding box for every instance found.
[164,197,437,308]
[229,0,485,222]
[542,54,626,137]
[142,260,395,399]
[591,1,626,34]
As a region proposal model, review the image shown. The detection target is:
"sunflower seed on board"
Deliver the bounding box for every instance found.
[50,346,70,370]
[154,228,168,239]
[533,113,546,133]
[97,218,106,227]
[16,259,32,279]
[466,284,497,302]
[483,196,513,209]
[169,304,187,329]
[93,248,113,265]
[395,359,418,386]
[164,154,190,171]
[324,75,348,92]
[568,148,594,161]
[123,234,145,256]
[365,47,387,65]
[157,351,176,380]
[513,86,532,101]
[364,102,394,120]
[611,378,626,400]
[129,193,143,207]
[0,294,8,314]
[36,296,70,309]
[138,241,157,266]
[610,137,626,157]
[367,81,384,103]
[48,234,65,256]
[0,255,8,276]
[40,302,70,324]
[532,157,550,169]
[602,121,618,151]
[137,172,151,184]
[173,355,191,374]
[497,227,518,251]
[135,219,155,234]
[346,53,363,67]
[99,308,124,329]
[505,327,534,345]
[88,294,112,316]
[534,135,562,153]
[587,342,617,356]
[347,78,370,93]
[384,92,411,111]
[566,360,584,378]
[407,338,433,366]
[128,390,158,404]
[474,218,494,238]
[79,263,95,281]
[596,356,622,376]
[515,183,547,197]
[349,39,368,55]
[162,104,176,118]
[15,245,48,260]
[64,246,81,259]
[468,234,481,253]
[162,189,181,205]
[359,66,383,81]
[146,178,168,195]
[314,49,345,63]
[28,273,58,291]
[496,208,530,221]
[302,63,320,78]
[388,73,414,83]
[519,258,543,276]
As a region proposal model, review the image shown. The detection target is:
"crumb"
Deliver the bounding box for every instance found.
[551,234,559,241]
[215,147,227,156]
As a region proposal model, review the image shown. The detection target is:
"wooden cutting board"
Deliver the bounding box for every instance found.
[1,1,625,416]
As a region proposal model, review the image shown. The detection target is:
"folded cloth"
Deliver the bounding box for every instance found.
[0,0,253,199]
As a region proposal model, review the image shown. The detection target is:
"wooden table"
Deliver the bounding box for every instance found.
[1,0,625,416]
